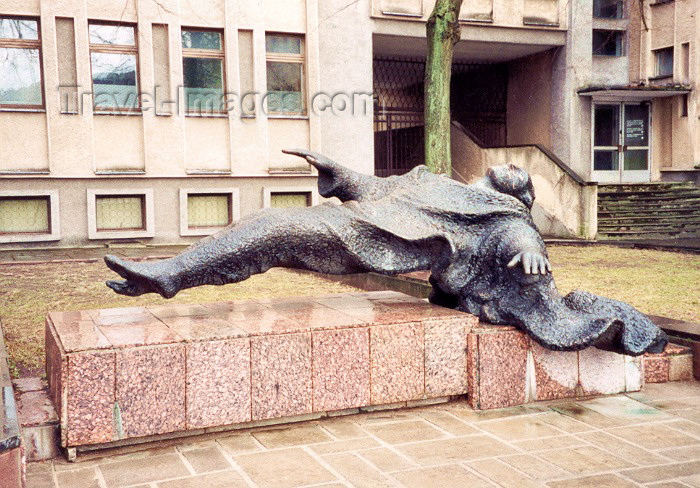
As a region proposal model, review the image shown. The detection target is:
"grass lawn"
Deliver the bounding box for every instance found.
[1,244,698,378]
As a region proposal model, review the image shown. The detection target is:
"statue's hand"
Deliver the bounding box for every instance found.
[507,251,552,275]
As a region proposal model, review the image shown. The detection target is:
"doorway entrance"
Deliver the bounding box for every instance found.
[592,102,651,183]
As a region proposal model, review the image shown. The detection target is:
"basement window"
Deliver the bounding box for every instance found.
[179,188,240,236]
[0,195,50,234]
[270,192,311,208]
[87,189,154,240]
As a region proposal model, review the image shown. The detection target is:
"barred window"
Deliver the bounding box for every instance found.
[0,17,43,108]
[95,195,145,230]
[265,34,305,115]
[270,192,311,208]
[187,193,231,228]
[0,196,50,233]
[89,22,139,111]
[182,29,225,113]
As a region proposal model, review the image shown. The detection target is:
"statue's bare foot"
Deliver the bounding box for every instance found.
[104,255,178,298]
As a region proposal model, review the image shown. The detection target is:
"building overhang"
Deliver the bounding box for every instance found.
[373,19,566,62]
[578,85,691,102]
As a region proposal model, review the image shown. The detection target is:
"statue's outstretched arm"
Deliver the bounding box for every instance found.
[497,220,552,276]
[283,149,404,202]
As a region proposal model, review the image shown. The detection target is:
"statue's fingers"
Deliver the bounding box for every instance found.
[522,254,532,274]
[545,258,552,273]
[507,253,522,269]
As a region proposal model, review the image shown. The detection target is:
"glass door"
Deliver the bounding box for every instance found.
[592,102,651,183]
[621,103,650,183]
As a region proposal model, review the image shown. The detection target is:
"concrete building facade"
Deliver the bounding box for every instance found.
[0,0,695,247]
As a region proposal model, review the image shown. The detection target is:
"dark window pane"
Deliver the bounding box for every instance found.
[594,150,619,171]
[594,104,619,147]
[89,24,135,46]
[266,61,303,112]
[593,0,622,18]
[183,57,224,110]
[655,48,673,77]
[91,52,138,108]
[593,30,624,56]
[0,47,42,105]
[624,149,648,170]
[265,35,301,54]
[624,104,648,146]
[181,30,222,50]
[0,18,38,40]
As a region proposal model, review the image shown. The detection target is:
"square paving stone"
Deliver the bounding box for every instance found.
[397,435,515,466]
[181,446,232,474]
[251,424,333,449]
[477,415,563,441]
[547,474,639,488]
[312,327,370,412]
[322,452,394,487]
[605,423,699,450]
[186,338,251,429]
[251,333,312,420]
[537,445,633,475]
[234,447,336,488]
[364,419,446,445]
[157,471,248,488]
[98,453,191,487]
[392,464,492,488]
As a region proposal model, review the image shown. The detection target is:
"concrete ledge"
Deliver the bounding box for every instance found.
[0,321,24,487]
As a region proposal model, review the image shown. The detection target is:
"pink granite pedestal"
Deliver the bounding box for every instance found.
[46,292,478,451]
[46,291,692,454]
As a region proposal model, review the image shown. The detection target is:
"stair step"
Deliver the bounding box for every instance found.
[598,193,700,202]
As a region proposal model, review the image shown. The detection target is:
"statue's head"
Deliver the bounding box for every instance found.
[486,164,535,209]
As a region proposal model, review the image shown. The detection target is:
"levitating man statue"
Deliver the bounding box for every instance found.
[105,150,667,356]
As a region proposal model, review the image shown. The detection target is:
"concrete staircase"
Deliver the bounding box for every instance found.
[597,182,700,239]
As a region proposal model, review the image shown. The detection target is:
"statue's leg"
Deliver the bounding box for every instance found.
[105,206,365,298]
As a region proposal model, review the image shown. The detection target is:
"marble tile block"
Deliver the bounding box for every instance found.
[66,351,115,446]
[47,311,110,352]
[424,317,474,397]
[186,339,251,429]
[624,355,643,392]
[643,354,669,383]
[312,328,370,412]
[116,346,186,438]
[579,348,626,395]
[251,333,312,420]
[45,319,66,423]
[530,341,578,401]
[468,329,530,410]
[668,354,693,381]
[370,322,424,405]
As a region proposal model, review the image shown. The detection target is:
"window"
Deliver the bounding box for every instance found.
[681,94,689,117]
[179,189,240,236]
[0,196,50,233]
[0,190,60,243]
[89,22,139,111]
[265,34,305,115]
[181,29,225,113]
[681,42,689,82]
[270,192,311,208]
[0,16,43,108]
[95,195,145,230]
[654,47,674,78]
[87,189,154,239]
[593,0,623,18]
[593,30,624,56]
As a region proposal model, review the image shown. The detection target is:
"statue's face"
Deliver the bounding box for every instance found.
[487,164,535,209]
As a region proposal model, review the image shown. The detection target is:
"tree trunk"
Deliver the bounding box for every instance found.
[424,0,462,174]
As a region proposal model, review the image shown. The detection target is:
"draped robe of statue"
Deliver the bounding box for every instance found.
[105,150,668,356]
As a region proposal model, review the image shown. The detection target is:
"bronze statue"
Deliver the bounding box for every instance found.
[105,150,667,356]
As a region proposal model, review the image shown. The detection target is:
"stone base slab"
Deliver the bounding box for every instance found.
[46,292,478,449]
[45,291,693,453]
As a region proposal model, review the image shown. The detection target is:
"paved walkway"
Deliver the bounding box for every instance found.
[25,381,700,488]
